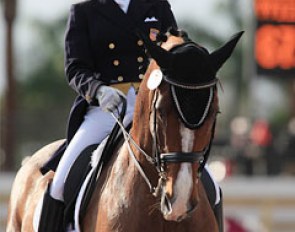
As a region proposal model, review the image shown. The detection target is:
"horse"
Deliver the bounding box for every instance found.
[7,30,243,232]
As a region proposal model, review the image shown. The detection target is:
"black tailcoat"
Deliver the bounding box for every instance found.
[42,0,177,173]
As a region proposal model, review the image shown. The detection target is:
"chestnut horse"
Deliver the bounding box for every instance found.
[7,31,242,232]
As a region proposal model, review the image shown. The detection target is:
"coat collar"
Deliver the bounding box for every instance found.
[95,0,157,34]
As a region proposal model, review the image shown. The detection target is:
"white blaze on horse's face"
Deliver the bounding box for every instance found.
[164,125,195,221]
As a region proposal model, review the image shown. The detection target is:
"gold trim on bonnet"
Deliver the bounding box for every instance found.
[111,82,141,95]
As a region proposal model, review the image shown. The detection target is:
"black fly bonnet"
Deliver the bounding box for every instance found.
[165,42,217,129]
[139,29,244,129]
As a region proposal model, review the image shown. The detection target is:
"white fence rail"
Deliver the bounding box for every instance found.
[221,177,295,232]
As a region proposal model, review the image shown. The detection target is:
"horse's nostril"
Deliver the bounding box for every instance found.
[161,193,172,216]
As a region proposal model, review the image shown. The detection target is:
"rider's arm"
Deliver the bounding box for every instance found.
[64,4,104,106]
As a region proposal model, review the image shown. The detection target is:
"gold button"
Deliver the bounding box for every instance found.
[139,74,144,79]
[137,56,144,63]
[137,40,144,46]
[118,76,124,81]
[113,60,120,66]
[109,43,115,49]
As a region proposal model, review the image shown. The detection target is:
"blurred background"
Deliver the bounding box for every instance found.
[0,0,294,231]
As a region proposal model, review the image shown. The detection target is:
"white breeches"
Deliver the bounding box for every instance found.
[50,87,137,201]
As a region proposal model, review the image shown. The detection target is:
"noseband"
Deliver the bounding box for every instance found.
[160,152,205,163]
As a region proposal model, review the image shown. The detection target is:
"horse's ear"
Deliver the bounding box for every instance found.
[210,31,244,72]
[136,29,174,69]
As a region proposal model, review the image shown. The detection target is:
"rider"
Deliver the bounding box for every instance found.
[38,0,223,231]
[38,0,177,231]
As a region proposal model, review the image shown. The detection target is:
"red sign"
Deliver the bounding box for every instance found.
[254,0,295,75]
[256,25,295,70]
[255,0,295,23]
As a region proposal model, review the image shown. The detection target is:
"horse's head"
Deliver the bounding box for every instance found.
[132,29,243,221]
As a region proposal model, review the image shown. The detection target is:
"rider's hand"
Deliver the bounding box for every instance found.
[96,85,126,112]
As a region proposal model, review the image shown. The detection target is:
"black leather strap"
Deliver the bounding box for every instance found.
[160,152,204,163]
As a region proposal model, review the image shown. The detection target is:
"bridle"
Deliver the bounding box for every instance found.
[111,69,218,199]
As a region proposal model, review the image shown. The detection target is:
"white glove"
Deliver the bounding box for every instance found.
[96,85,126,112]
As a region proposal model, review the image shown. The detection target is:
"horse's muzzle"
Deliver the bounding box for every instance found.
[161,194,198,222]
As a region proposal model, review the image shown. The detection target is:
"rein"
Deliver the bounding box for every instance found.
[111,113,156,193]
